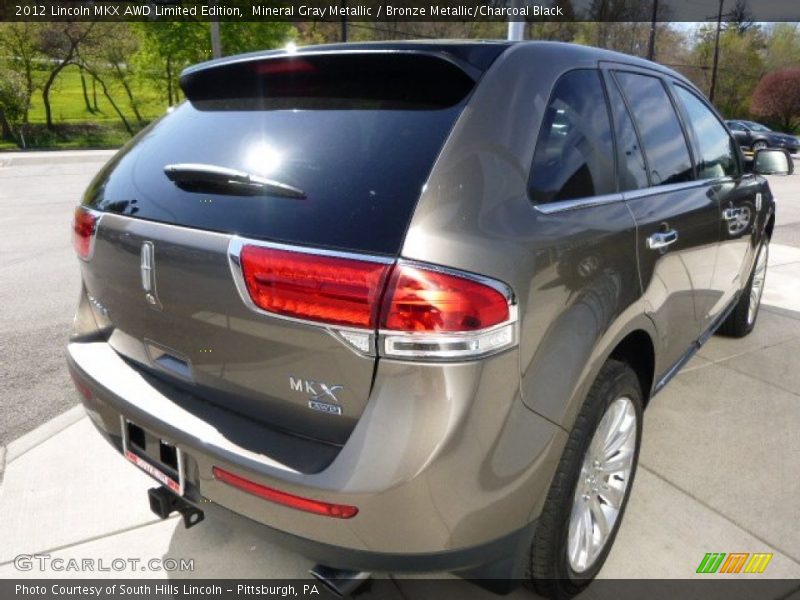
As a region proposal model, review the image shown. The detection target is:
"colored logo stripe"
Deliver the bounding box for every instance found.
[696,552,773,574]
[744,553,773,574]
[697,553,726,573]
[720,553,749,573]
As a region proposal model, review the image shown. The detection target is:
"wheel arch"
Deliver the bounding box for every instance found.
[765,212,775,240]
[607,329,656,408]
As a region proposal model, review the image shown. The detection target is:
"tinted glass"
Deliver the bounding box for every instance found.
[615,72,693,186]
[529,70,615,204]
[675,86,738,179]
[84,55,473,256]
[607,76,649,191]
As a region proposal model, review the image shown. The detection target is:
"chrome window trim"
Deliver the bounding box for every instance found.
[622,177,727,201]
[533,193,625,215]
[533,175,738,215]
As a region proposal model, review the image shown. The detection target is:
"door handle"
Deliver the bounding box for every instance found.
[647,230,679,250]
[722,207,744,221]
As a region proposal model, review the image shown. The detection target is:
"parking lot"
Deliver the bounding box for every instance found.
[1,151,799,597]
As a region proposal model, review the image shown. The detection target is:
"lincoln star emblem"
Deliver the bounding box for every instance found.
[140,241,161,309]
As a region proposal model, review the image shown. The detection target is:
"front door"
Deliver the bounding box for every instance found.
[610,69,720,372]
[670,84,758,322]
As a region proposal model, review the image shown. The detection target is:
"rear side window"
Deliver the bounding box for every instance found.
[606,75,649,191]
[529,69,615,204]
[614,72,693,186]
[674,85,739,179]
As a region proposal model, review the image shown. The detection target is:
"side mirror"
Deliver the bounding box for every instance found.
[753,148,794,176]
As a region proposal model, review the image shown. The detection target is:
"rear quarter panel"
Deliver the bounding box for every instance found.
[401,43,650,430]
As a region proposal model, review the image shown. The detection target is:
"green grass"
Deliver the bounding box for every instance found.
[27,64,166,125]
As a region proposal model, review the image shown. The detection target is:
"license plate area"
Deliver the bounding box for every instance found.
[121,416,185,496]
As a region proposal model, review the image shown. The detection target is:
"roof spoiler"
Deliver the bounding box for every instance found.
[179,43,510,102]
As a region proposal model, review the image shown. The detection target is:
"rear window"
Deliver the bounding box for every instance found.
[84,53,476,256]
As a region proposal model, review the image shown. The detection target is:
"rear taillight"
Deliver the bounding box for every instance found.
[379,263,515,359]
[230,239,516,360]
[238,245,391,329]
[212,466,358,519]
[381,264,509,332]
[72,206,98,260]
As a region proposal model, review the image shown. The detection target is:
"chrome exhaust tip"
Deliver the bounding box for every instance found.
[309,564,370,598]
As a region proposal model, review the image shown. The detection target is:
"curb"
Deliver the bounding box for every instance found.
[5,405,87,465]
[0,150,117,167]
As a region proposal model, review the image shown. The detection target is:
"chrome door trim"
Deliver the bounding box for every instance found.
[533,193,624,215]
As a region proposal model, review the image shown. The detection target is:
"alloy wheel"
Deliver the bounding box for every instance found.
[567,396,637,574]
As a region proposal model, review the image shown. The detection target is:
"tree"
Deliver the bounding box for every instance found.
[80,24,144,125]
[0,22,43,123]
[763,23,800,73]
[751,68,800,132]
[0,67,27,145]
[37,22,96,130]
[219,22,294,55]
[724,0,757,35]
[686,25,765,117]
[133,22,209,107]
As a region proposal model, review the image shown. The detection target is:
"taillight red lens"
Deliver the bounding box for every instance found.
[212,466,358,519]
[239,245,391,329]
[381,265,509,332]
[72,207,97,259]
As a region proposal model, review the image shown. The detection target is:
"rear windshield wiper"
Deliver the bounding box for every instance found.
[164,163,306,199]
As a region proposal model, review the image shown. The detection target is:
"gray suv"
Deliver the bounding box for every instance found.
[67,41,781,597]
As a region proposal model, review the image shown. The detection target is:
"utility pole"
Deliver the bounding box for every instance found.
[709,0,724,103]
[210,21,222,59]
[341,0,348,42]
[507,0,524,41]
[647,0,658,61]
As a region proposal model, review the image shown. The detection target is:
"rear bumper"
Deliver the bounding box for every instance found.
[67,339,566,573]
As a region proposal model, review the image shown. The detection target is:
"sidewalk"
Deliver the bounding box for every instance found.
[0,150,117,167]
[2,246,799,596]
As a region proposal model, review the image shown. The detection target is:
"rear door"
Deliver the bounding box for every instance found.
[608,68,720,371]
[79,52,483,445]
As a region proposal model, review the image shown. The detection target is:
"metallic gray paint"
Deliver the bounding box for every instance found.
[68,40,775,575]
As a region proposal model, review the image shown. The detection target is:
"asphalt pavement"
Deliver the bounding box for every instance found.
[1,151,799,595]
[0,151,115,452]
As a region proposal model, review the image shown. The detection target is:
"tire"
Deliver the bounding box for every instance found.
[717,241,769,338]
[752,140,768,151]
[527,360,643,599]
